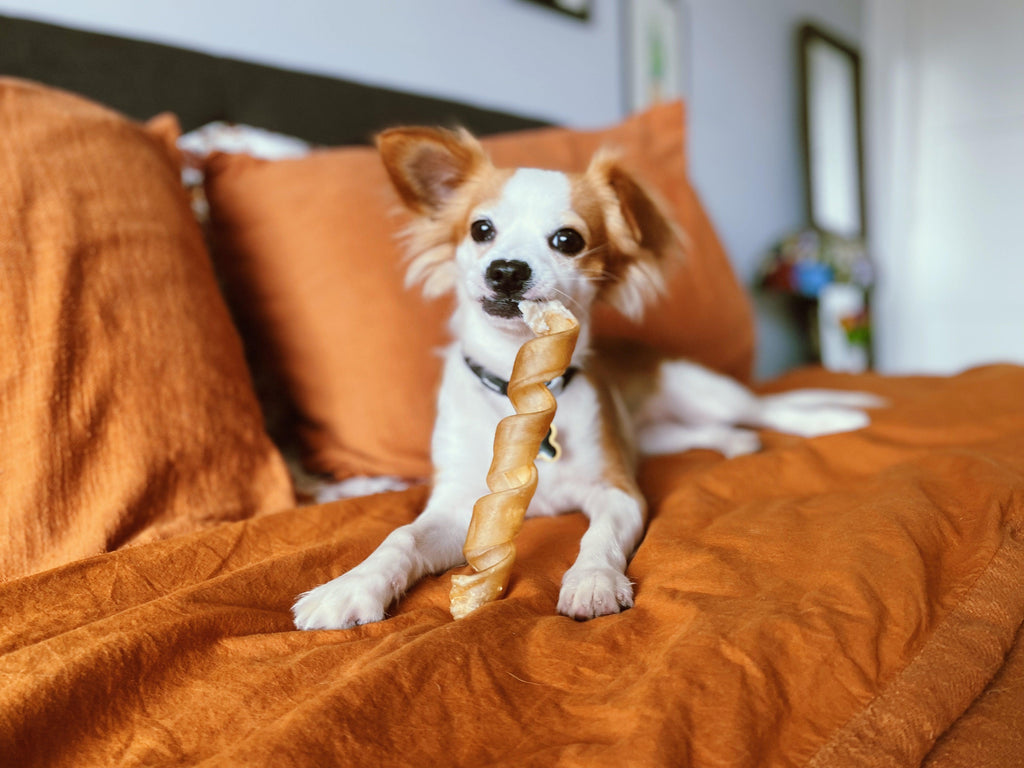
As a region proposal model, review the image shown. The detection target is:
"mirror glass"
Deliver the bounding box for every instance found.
[801,26,865,238]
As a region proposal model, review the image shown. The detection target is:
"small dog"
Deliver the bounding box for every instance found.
[292,127,879,630]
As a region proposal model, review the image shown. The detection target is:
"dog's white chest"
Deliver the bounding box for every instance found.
[531,392,607,516]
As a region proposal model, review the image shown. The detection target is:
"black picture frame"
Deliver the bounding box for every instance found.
[519,0,592,22]
[799,23,867,238]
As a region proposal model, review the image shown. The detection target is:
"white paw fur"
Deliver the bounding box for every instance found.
[292,570,392,630]
[558,566,635,621]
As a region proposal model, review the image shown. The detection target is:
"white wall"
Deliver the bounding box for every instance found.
[0,0,624,127]
[686,0,863,378]
[866,0,1024,375]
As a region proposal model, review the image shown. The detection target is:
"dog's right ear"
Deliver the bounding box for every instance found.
[376,127,490,216]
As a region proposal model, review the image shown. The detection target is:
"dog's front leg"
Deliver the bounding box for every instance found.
[292,486,472,631]
[558,485,646,621]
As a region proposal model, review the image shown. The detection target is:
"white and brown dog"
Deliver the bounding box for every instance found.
[292,127,879,630]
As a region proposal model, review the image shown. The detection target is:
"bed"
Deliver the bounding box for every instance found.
[2,15,1023,768]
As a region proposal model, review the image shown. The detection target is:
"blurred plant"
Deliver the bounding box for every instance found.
[759,228,873,299]
[840,308,872,347]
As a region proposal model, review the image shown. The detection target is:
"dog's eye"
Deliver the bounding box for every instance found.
[549,228,586,256]
[470,219,496,243]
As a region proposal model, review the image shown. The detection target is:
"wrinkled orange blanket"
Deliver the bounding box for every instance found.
[2,365,1023,768]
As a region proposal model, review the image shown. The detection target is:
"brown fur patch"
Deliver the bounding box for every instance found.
[589,339,665,416]
[402,168,515,297]
[583,369,646,510]
[576,149,686,319]
[377,126,518,296]
[377,127,490,215]
[568,173,613,281]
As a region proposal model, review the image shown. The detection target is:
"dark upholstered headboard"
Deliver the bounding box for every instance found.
[0,14,549,144]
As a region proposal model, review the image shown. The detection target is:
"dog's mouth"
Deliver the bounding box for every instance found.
[481,297,523,319]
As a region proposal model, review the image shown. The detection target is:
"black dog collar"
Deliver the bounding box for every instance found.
[463,357,579,398]
[463,356,580,460]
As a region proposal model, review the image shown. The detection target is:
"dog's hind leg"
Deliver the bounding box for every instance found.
[750,389,884,436]
[640,360,882,443]
[638,422,761,458]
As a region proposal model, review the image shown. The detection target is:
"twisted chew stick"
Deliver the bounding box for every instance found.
[450,300,580,620]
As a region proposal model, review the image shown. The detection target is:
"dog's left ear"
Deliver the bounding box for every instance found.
[585,150,686,320]
[376,126,490,216]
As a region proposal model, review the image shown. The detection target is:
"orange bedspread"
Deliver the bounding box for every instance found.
[2,365,1023,767]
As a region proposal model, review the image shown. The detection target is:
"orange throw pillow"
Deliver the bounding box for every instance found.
[204,102,754,482]
[0,79,295,580]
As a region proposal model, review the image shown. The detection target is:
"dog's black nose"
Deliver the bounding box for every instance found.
[485,259,532,296]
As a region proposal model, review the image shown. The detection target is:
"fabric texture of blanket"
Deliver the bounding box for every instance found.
[2,365,1023,767]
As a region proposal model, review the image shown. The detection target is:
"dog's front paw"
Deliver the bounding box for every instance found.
[292,571,391,631]
[558,566,634,621]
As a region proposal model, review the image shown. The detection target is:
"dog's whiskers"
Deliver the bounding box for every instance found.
[561,270,618,284]
[547,288,587,317]
[577,244,609,259]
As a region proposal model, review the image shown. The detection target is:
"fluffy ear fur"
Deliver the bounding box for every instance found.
[585,149,686,320]
[376,127,490,215]
[376,127,493,297]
